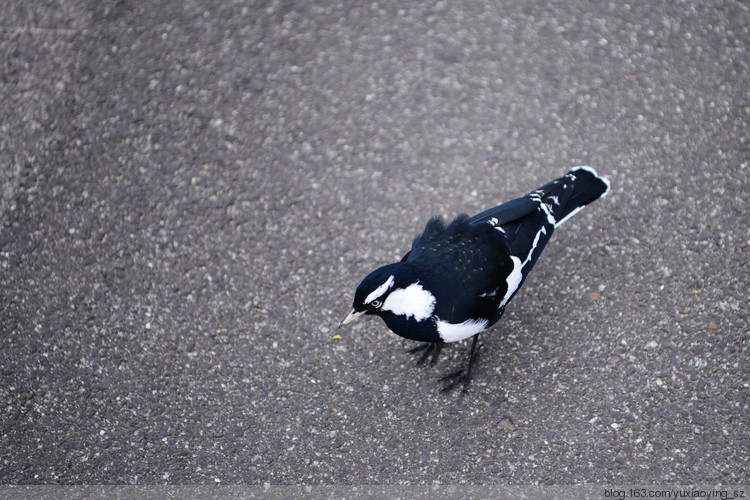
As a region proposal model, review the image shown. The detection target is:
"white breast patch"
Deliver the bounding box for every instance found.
[436,318,489,343]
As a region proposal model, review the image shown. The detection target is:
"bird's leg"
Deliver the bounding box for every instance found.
[408,342,443,366]
[439,334,483,393]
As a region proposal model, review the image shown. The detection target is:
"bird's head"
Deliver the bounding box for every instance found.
[339,262,437,327]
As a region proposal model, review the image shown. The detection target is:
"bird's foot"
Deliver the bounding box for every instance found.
[439,340,483,393]
[408,342,443,366]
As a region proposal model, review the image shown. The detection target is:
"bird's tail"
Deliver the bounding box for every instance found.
[538,166,610,227]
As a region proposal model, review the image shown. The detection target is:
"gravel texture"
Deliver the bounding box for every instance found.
[1,0,748,485]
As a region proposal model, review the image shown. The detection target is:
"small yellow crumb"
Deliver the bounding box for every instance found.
[332,334,341,340]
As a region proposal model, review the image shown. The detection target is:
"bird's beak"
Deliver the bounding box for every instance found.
[339,309,364,328]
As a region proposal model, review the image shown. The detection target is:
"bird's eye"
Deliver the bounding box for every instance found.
[370,299,382,308]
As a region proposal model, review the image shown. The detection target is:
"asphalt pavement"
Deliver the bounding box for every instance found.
[1,0,748,486]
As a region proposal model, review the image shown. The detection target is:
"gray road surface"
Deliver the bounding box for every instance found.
[1,0,748,485]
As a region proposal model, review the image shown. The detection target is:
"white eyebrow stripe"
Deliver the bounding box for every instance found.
[364,275,395,304]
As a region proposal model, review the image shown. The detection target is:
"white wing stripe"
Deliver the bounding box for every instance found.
[500,226,547,308]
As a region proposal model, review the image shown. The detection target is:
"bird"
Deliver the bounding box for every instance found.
[339,167,610,392]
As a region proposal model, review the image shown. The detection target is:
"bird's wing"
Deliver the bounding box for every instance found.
[455,176,576,316]
[466,195,540,226]
[406,216,514,324]
[489,168,606,307]
[404,168,609,323]
[473,167,609,229]
[466,172,581,226]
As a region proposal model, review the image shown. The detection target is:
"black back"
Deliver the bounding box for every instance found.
[405,215,513,325]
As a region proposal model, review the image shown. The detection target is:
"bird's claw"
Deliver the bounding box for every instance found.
[408,342,443,366]
[439,342,484,393]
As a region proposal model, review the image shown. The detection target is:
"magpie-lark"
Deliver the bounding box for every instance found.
[340,167,610,392]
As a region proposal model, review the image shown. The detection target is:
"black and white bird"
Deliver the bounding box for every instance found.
[340,167,610,392]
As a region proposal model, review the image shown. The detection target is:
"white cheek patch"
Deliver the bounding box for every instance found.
[382,283,436,321]
[436,318,489,343]
[364,275,395,304]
